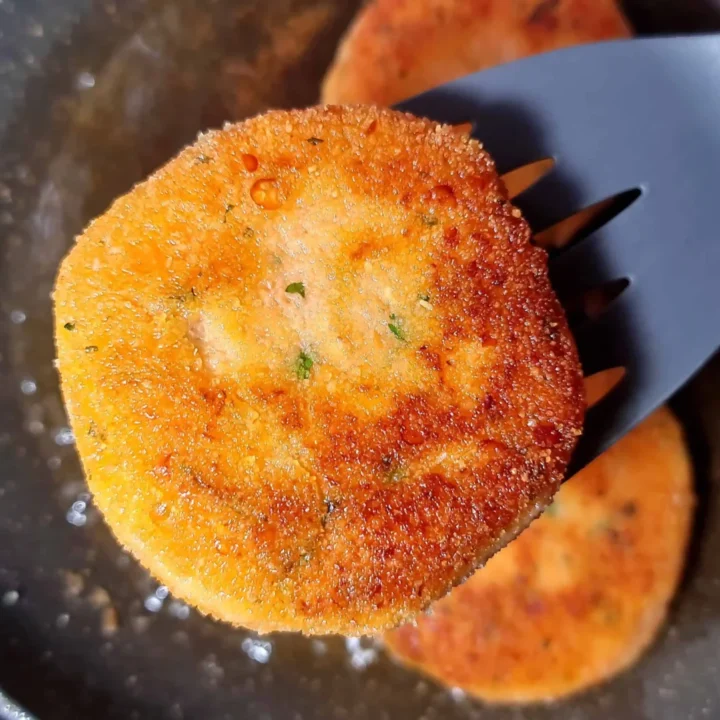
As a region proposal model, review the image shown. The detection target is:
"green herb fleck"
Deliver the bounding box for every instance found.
[63,322,75,331]
[285,282,306,298]
[418,293,430,303]
[295,350,314,380]
[88,421,107,443]
[388,314,407,342]
[591,519,612,536]
[322,498,338,527]
[386,466,407,484]
[243,226,255,239]
[307,137,324,145]
[223,204,235,223]
[85,345,99,354]
[420,214,439,227]
[603,605,621,625]
[195,153,212,165]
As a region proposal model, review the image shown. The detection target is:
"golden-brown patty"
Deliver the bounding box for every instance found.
[322,0,631,106]
[385,374,694,702]
[53,105,583,635]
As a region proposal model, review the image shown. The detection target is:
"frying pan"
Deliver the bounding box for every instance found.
[1,1,720,718]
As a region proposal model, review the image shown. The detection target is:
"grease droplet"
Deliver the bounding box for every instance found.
[242,153,259,172]
[250,179,282,210]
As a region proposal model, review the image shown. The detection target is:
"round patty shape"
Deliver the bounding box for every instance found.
[53,106,584,635]
[322,0,631,106]
[385,374,694,702]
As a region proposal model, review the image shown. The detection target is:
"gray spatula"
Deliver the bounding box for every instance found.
[399,34,720,475]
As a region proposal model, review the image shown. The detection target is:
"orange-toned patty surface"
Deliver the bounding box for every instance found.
[385,375,693,702]
[53,105,583,634]
[322,0,631,106]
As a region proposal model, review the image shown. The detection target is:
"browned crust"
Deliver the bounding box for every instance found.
[385,387,694,702]
[53,105,583,634]
[322,0,632,105]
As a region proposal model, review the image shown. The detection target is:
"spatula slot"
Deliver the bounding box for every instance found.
[451,121,475,137]
[572,295,631,377]
[565,278,631,328]
[581,278,630,320]
[501,158,555,199]
[584,367,627,408]
[535,188,642,251]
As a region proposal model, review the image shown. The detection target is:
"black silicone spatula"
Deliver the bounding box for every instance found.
[400,34,720,473]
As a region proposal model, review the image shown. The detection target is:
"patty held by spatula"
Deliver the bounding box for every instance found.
[53,105,584,635]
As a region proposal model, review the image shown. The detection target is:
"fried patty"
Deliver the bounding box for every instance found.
[385,374,694,702]
[322,0,631,106]
[53,105,583,635]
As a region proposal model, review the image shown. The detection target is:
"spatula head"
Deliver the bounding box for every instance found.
[399,34,720,473]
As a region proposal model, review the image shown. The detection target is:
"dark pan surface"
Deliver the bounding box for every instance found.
[1,1,720,718]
